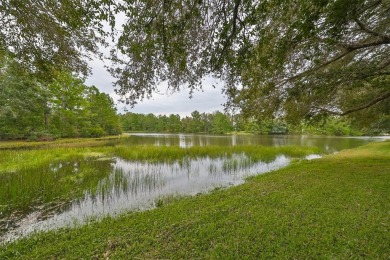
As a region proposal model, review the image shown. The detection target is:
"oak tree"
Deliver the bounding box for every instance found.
[112,0,390,125]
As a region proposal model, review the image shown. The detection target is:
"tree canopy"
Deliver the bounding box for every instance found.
[0,1,122,139]
[0,54,121,139]
[0,0,118,77]
[120,110,234,134]
[1,0,389,128]
[112,0,390,125]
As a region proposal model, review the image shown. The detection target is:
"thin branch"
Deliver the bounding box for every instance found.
[287,35,390,83]
[359,71,390,79]
[145,3,164,28]
[377,57,390,70]
[353,18,385,38]
[216,0,242,66]
[287,49,353,82]
[222,0,227,23]
[359,0,382,14]
[341,35,390,51]
[312,91,390,116]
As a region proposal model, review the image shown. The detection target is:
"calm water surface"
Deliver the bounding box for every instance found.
[1,134,386,242]
[120,133,383,152]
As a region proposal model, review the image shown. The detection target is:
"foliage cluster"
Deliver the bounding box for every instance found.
[237,118,289,135]
[300,117,363,136]
[1,0,389,130]
[121,111,366,136]
[121,110,234,134]
[108,0,390,128]
[0,56,121,140]
[0,0,119,77]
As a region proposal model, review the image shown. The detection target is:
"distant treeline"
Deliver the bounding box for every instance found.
[121,111,369,136]
[0,56,121,140]
[120,111,234,134]
[1,54,379,140]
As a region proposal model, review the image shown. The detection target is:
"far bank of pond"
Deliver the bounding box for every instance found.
[0,134,388,244]
[123,133,387,151]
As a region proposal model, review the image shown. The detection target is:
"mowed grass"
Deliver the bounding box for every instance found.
[1,141,389,258]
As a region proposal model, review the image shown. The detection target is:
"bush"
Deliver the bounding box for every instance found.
[80,126,106,137]
[27,131,57,141]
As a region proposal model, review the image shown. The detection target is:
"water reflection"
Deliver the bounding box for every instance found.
[122,133,383,152]
[2,154,289,242]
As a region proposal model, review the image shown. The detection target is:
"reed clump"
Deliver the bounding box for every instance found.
[113,145,320,163]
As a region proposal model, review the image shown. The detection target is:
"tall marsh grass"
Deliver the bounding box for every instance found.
[0,158,114,221]
[0,148,101,173]
[0,142,320,232]
[112,145,320,162]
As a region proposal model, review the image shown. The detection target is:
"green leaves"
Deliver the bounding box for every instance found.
[0,58,121,139]
[0,0,120,77]
[111,0,389,127]
[2,0,389,129]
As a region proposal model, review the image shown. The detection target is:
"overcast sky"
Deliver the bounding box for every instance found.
[85,56,226,117]
[84,13,226,117]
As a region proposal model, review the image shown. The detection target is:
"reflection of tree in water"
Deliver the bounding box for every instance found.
[121,134,372,153]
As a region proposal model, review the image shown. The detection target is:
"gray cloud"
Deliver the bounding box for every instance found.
[85,58,226,116]
[85,13,227,116]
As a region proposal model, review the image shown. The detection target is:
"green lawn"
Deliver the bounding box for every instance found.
[1,141,389,259]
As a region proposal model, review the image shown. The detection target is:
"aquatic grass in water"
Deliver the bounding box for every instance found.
[0,147,105,173]
[0,144,319,175]
[0,145,319,215]
[0,136,126,150]
[0,158,114,234]
[112,145,320,162]
[121,133,381,151]
[3,132,379,173]
[2,154,292,242]
[0,142,320,242]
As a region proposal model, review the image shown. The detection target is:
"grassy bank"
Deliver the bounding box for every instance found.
[1,141,389,258]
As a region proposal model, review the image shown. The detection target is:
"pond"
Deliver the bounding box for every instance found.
[0,134,386,242]
[117,133,382,152]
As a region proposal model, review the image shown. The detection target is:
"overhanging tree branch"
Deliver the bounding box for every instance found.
[353,18,386,38]
[286,35,390,83]
[312,91,390,116]
[216,0,241,66]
